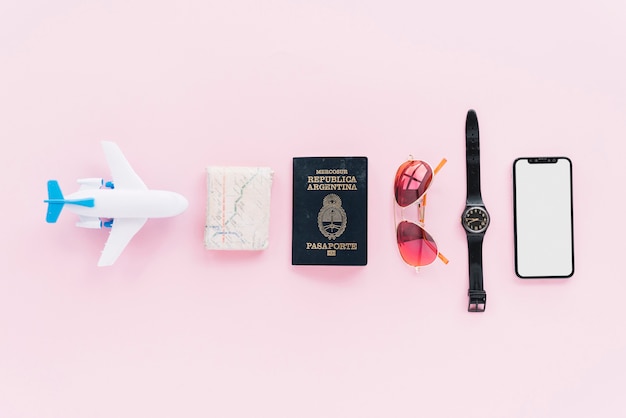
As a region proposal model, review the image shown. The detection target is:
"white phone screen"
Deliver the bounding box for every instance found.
[513,157,574,278]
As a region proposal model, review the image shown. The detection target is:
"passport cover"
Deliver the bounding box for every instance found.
[292,157,367,265]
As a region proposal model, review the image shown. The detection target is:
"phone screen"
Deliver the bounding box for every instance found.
[513,157,574,278]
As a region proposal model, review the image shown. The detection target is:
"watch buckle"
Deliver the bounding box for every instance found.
[468,290,486,312]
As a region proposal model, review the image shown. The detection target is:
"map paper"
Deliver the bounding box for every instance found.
[205,166,273,250]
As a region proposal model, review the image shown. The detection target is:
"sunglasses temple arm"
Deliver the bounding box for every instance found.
[433,158,447,175]
[419,195,426,223]
[429,158,448,262]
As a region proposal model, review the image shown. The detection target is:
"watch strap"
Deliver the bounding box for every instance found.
[467,233,486,312]
[466,110,482,204]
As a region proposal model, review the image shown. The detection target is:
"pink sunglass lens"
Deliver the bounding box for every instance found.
[396,221,438,267]
[394,160,433,207]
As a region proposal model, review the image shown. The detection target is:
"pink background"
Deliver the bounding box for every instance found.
[2,0,625,417]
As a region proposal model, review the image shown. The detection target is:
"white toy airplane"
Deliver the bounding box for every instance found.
[44,141,188,266]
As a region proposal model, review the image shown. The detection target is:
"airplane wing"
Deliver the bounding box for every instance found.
[78,178,104,191]
[97,218,148,266]
[101,141,148,191]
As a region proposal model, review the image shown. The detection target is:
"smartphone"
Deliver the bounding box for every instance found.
[513,157,574,278]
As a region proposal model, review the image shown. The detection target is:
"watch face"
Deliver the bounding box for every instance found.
[462,206,490,233]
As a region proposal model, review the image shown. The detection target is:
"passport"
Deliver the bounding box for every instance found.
[292,157,368,266]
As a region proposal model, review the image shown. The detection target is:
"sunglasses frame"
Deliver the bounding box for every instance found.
[393,157,448,270]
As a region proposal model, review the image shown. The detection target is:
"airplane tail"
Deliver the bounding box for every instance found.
[45,180,65,223]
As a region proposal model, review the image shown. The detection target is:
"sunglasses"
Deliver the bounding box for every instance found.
[394,157,449,270]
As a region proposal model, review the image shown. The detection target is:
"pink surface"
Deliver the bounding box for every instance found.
[1,1,626,417]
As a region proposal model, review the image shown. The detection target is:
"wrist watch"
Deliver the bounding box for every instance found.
[461,109,490,312]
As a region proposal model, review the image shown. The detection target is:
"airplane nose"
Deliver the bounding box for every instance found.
[175,193,189,214]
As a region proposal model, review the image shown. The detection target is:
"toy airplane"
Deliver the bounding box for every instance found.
[44,141,188,266]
